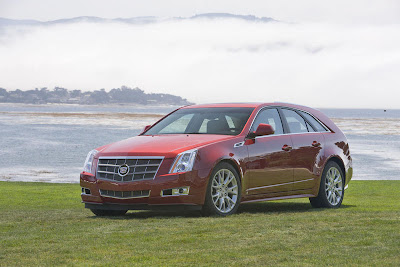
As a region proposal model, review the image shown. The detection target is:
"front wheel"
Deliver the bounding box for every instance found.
[202,162,241,216]
[90,209,127,216]
[310,161,344,208]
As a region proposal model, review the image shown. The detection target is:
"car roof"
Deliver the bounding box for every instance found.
[181,102,312,110]
[181,103,267,109]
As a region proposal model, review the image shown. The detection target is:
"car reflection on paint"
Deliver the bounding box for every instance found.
[81,103,352,216]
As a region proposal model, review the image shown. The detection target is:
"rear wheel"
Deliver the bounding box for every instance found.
[90,209,127,216]
[202,162,241,216]
[310,161,344,208]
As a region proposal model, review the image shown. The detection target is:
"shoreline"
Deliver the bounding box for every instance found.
[0,111,164,118]
[0,102,183,109]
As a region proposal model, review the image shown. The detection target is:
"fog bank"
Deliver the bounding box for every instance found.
[0,18,399,108]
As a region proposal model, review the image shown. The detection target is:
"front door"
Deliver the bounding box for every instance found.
[244,108,294,195]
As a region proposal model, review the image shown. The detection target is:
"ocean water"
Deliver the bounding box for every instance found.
[320,108,400,119]
[0,103,399,182]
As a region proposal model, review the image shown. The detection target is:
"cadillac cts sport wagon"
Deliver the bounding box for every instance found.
[80,103,353,216]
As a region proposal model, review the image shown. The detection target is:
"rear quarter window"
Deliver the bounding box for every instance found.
[281,109,308,133]
[298,111,329,132]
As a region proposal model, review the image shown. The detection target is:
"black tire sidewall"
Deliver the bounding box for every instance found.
[319,161,345,208]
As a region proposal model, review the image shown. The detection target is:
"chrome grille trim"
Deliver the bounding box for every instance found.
[98,164,160,168]
[96,156,164,182]
[99,156,164,159]
[100,189,150,199]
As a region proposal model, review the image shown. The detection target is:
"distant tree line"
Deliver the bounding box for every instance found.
[0,86,193,105]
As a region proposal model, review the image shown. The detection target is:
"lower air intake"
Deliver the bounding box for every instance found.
[100,189,150,199]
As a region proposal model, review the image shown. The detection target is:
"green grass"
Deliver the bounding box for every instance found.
[0,181,399,266]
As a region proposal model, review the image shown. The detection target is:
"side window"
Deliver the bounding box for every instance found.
[159,114,194,134]
[251,108,283,135]
[281,109,308,133]
[298,111,328,132]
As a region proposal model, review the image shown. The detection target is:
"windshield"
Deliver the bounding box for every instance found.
[143,107,254,136]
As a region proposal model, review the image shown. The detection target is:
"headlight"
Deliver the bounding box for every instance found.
[83,149,98,174]
[169,149,197,174]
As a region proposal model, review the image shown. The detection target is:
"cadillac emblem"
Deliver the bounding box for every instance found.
[118,164,130,177]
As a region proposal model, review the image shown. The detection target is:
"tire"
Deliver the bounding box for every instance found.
[202,162,241,216]
[310,161,344,208]
[90,209,127,216]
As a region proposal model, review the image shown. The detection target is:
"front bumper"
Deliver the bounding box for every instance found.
[84,202,202,211]
[80,168,211,210]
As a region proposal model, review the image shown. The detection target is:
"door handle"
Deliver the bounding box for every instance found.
[282,144,292,151]
[312,141,321,147]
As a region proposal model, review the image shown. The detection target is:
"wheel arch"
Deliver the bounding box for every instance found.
[325,156,346,184]
[214,158,243,184]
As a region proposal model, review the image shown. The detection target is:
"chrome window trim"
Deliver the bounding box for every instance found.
[246,105,330,138]
[253,131,326,140]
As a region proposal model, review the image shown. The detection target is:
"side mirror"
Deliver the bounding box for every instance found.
[142,125,152,133]
[247,123,274,139]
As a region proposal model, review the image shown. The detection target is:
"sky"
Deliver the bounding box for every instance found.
[0,0,399,108]
[1,0,400,24]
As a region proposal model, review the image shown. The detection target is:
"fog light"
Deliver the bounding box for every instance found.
[161,186,190,196]
[81,187,91,195]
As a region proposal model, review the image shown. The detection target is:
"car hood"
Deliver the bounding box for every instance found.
[98,134,234,158]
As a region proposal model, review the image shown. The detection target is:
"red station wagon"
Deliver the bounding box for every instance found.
[81,103,353,216]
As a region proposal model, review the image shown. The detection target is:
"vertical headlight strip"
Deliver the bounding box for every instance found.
[83,149,98,174]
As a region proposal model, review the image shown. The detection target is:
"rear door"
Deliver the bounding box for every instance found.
[280,108,325,191]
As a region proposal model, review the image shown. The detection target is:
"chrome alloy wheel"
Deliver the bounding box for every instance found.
[325,167,343,206]
[211,169,239,213]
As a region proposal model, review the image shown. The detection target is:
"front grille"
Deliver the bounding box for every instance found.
[100,189,150,199]
[97,157,163,182]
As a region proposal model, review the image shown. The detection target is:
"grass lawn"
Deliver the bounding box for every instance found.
[0,181,399,266]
